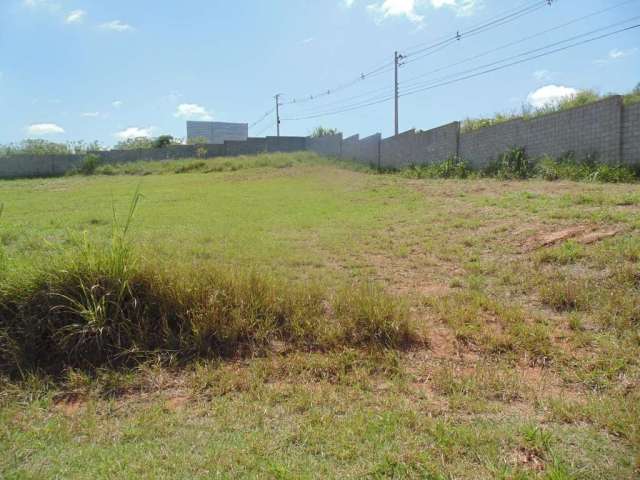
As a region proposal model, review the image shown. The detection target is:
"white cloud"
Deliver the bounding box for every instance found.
[22,0,59,11]
[26,123,65,135]
[608,47,637,59]
[112,100,123,108]
[302,37,314,44]
[527,85,579,109]
[430,0,479,16]
[174,103,213,121]
[65,9,86,24]
[367,0,424,24]
[533,69,552,81]
[81,112,100,117]
[115,127,154,140]
[100,20,134,32]
[343,0,356,7]
[595,47,637,65]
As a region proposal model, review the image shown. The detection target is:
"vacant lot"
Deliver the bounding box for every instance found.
[1,153,639,478]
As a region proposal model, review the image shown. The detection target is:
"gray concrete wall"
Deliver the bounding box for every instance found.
[356,133,381,166]
[0,154,81,178]
[341,135,360,161]
[380,129,416,168]
[307,134,342,157]
[524,96,623,163]
[459,119,524,168]
[460,96,625,167]
[622,101,640,165]
[0,137,308,179]
[265,136,307,152]
[414,122,460,165]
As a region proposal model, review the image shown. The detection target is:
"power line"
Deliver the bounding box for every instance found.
[401,24,640,97]
[400,0,639,86]
[249,107,275,130]
[282,0,637,119]
[403,0,549,60]
[254,121,277,136]
[401,14,640,93]
[279,0,554,109]
[281,22,639,121]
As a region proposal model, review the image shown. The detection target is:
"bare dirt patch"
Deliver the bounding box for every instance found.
[522,225,623,252]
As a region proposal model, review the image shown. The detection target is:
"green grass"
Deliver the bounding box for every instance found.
[1,152,639,478]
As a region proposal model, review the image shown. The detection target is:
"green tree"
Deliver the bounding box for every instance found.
[153,135,176,149]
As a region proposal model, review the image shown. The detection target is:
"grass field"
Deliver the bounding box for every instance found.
[1,152,639,478]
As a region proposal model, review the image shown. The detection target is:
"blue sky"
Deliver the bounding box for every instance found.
[0,0,638,146]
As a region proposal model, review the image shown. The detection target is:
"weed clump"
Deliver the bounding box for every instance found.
[0,192,412,376]
[402,156,474,179]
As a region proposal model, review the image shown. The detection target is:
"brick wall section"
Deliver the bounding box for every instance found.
[525,96,623,163]
[460,96,625,167]
[341,135,360,160]
[356,133,381,166]
[307,134,342,157]
[622,101,640,165]
[459,119,524,168]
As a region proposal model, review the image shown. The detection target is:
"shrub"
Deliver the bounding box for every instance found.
[78,154,102,175]
[402,156,473,179]
[535,152,637,183]
[196,147,208,159]
[483,147,533,179]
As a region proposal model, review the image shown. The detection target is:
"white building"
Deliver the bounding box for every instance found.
[186,121,248,144]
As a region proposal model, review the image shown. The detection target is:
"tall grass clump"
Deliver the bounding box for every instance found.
[402,156,474,179]
[483,146,534,179]
[0,191,412,376]
[536,152,637,183]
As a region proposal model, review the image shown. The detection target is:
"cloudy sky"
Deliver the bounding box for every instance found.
[0,0,638,146]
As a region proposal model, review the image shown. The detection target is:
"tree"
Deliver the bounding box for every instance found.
[153,135,175,149]
[310,126,339,138]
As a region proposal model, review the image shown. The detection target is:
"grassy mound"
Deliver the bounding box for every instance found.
[0,196,412,375]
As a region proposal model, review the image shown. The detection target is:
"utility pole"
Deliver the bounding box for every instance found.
[274,93,282,137]
[394,51,404,136]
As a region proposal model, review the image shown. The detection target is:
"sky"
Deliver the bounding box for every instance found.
[0,0,638,147]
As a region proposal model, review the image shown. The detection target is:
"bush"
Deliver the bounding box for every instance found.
[402,156,473,179]
[535,152,637,183]
[483,147,533,179]
[78,154,102,175]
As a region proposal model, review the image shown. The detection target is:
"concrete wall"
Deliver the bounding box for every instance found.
[356,133,381,166]
[0,137,308,179]
[307,134,342,157]
[0,154,81,178]
[622,101,640,165]
[460,96,626,167]
[3,97,639,179]
[459,119,524,168]
[524,96,622,163]
[341,135,360,161]
[380,129,415,168]
[265,136,307,152]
